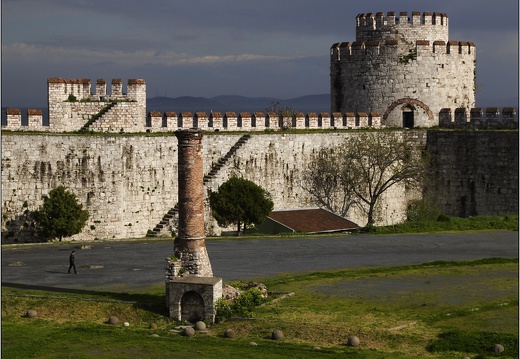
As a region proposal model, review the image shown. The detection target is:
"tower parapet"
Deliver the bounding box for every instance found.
[46,78,146,132]
[356,11,449,44]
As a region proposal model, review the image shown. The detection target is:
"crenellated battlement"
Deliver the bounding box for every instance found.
[356,11,448,29]
[47,77,146,102]
[4,106,517,132]
[330,40,475,61]
[355,11,449,44]
[146,110,382,132]
[440,107,518,129]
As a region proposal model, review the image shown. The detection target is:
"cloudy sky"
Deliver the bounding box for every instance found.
[2,0,518,108]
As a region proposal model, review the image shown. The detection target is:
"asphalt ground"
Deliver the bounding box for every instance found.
[1,231,518,292]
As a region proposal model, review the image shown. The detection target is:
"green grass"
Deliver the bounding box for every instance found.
[2,258,518,358]
[362,215,518,234]
[428,330,518,357]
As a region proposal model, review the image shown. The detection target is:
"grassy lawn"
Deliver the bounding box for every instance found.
[2,258,518,358]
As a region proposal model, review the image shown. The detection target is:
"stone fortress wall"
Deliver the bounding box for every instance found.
[2,130,517,242]
[331,11,476,128]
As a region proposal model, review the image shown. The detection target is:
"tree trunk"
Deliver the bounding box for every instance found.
[367,203,376,226]
[236,221,241,236]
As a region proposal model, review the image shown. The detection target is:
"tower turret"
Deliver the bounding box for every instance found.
[331,11,475,128]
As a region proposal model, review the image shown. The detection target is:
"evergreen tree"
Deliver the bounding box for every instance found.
[33,186,89,241]
[209,177,274,236]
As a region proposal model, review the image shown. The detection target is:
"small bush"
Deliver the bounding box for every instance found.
[437,213,451,222]
[407,199,441,221]
[215,288,268,322]
[215,299,234,323]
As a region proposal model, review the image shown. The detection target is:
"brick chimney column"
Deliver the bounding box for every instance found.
[174,129,213,277]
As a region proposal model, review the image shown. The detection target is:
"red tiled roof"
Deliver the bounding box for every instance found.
[267,208,359,233]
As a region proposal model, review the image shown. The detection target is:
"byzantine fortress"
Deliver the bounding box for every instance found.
[2,11,518,241]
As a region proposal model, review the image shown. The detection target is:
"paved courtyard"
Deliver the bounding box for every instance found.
[1,231,518,292]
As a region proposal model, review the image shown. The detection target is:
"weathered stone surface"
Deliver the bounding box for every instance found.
[194,321,206,331]
[222,284,241,300]
[271,330,284,340]
[491,344,504,353]
[1,131,517,242]
[347,335,360,347]
[224,329,236,338]
[107,316,119,325]
[184,327,196,337]
[25,310,37,318]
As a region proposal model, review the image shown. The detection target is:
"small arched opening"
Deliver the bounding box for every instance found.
[382,98,433,128]
[402,105,415,128]
[181,291,205,323]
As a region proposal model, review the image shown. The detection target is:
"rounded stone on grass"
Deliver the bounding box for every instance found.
[224,329,236,338]
[491,343,504,353]
[194,321,206,331]
[149,323,158,330]
[25,310,37,318]
[107,316,119,325]
[184,327,196,337]
[347,335,360,347]
[271,329,284,340]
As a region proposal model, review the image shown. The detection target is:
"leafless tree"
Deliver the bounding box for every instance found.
[301,148,357,217]
[302,131,428,226]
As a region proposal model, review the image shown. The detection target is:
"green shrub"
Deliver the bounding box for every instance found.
[407,199,441,221]
[214,299,234,323]
[437,213,451,222]
[215,288,268,322]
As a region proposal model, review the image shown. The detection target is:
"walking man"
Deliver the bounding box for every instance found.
[68,250,78,274]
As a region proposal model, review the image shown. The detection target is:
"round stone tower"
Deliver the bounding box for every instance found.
[331,11,476,127]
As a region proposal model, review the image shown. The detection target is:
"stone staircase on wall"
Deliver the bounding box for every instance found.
[80,102,117,131]
[203,134,251,184]
[147,205,179,238]
[146,134,252,238]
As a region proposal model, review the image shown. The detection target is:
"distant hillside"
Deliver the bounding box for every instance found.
[147,94,330,114]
